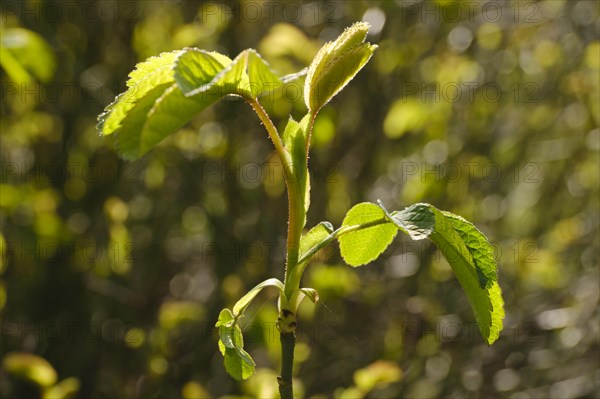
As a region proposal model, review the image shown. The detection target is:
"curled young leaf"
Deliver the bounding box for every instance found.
[299,288,319,303]
[232,278,284,317]
[216,308,256,380]
[304,22,377,114]
[216,278,284,381]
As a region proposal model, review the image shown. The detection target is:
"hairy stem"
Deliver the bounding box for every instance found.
[247,99,293,178]
[249,98,308,398]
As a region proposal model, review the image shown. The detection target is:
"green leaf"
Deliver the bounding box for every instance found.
[98,49,236,159]
[221,324,255,380]
[246,49,282,97]
[304,22,377,114]
[0,27,56,83]
[108,84,176,159]
[173,48,232,95]
[223,346,255,381]
[132,84,222,158]
[216,308,234,328]
[282,115,312,224]
[215,308,256,380]
[299,288,319,303]
[442,211,498,287]
[378,201,435,240]
[175,48,282,99]
[286,287,320,313]
[337,200,504,343]
[425,206,503,344]
[338,203,397,266]
[281,67,308,84]
[232,278,284,316]
[98,51,180,137]
[299,221,334,262]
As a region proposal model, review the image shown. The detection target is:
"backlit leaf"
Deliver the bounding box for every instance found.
[338,203,397,266]
[304,22,377,113]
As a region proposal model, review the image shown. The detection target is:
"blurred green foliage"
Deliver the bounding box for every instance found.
[1,1,599,398]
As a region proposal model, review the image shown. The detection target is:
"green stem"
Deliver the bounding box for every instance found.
[247,99,293,179]
[278,331,296,399]
[249,98,308,399]
[304,112,317,157]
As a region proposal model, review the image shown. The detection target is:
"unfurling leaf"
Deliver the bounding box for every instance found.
[304,22,377,114]
[216,278,284,381]
[282,115,312,222]
[232,278,284,316]
[216,309,256,381]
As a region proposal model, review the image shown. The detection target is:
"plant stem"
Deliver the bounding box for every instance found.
[278,332,296,399]
[249,98,308,399]
[247,99,293,178]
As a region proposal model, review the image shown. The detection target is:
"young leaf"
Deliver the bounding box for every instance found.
[106,84,176,159]
[98,48,242,159]
[281,67,308,84]
[176,49,282,99]
[175,49,245,97]
[246,49,283,97]
[98,51,181,137]
[232,278,284,317]
[338,203,397,266]
[380,201,503,344]
[220,323,255,380]
[216,308,234,326]
[442,211,498,287]
[173,48,232,94]
[378,201,435,240]
[426,208,503,344]
[223,345,255,381]
[282,115,311,222]
[304,22,377,114]
[299,288,319,303]
[337,200,504,344]
[299,221,334,262]
[216,308,256,381]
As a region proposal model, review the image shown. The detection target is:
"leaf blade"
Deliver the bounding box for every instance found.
[338,203,397,267]
[426,206,504,344]
[246,49,282,98]
[173,48,231,94]
[98,51,180,137]
[304,22,377,113]
[232,278,284,316]
[378,201,435,241]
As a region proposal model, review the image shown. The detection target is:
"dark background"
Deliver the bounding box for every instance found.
[1,1,599,398]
